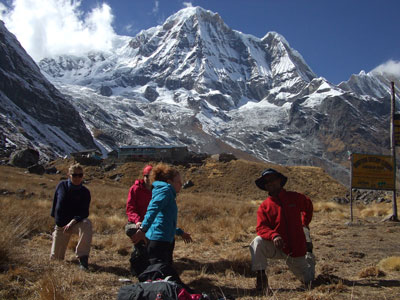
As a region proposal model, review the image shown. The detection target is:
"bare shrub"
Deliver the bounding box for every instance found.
[358,266,385,278]
[0,208,43,267]
[35,273,67,300]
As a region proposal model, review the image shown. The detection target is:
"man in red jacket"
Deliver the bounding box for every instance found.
[250,168,315,295]
[125,164,153,275]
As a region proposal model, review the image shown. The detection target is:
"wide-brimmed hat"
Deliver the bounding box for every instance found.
[255,168,287,190]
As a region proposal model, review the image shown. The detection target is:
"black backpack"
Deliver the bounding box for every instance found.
[138,262,181,283]
[138,262,194,294]
[117,279,180,300]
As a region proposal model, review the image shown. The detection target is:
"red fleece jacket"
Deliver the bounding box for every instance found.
[126,179,152,223]
[256,189,313,257]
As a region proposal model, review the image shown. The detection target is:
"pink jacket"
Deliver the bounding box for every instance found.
[126,179,152,223]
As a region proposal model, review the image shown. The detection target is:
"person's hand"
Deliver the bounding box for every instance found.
[131,229,146,244]
[135,222,142,229]
[273,236,284,249]
[181,232,193,243]
[63,219,76,233]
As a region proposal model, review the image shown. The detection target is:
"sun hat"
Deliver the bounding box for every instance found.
[255,168,287,190]
[142,165,153,176]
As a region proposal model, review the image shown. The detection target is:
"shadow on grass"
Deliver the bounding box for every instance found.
[186,277,306,299]
[174,257,253,278]
[176,260,400,298]
[174,257,266,298]
[187,277,246,300]
[313,273,400,288]
[89,263,131,277]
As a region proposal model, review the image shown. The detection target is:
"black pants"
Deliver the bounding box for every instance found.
[145,239,193,293]
[146,239,175,265]
[129,241,149,276]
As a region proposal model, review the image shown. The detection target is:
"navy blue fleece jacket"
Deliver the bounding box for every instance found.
[51,179,91,227]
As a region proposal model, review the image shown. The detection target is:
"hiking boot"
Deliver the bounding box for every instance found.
[256,270,272,296]
[78,256,89,270]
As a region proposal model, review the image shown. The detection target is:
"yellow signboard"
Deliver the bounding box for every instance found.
[351,153,395,190]
[394,113,400,146]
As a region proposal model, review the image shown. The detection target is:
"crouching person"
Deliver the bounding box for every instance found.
[125,164,153,276]
[249,168,315,295]
[50,163,92,270]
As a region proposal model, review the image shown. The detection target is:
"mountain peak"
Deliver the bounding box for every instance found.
[167,6,218,21]
[162,6,226,32]
[262,31,288,45]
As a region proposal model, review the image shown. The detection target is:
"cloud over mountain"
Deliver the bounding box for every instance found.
[372,60,400,78]
[0,0,116,60]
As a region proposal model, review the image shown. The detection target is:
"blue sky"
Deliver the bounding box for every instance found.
[1,0,399,84]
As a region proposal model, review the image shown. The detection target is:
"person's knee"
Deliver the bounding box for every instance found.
[250,236,264,251]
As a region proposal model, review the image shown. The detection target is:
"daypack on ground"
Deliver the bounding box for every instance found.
[117,279,206,300]
[138,262,181,283]
[117,279,180,300]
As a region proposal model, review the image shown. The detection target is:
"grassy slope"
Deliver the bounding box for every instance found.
[0,159,399,300]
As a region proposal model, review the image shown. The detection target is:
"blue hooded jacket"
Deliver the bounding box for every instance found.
[141,181,184,242]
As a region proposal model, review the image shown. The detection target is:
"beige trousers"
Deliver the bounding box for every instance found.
[249,236,315,284]
[50,218,92,260]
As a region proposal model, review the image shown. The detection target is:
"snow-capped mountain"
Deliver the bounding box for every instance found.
[0,20,98,160]
[2,7,399,183]
[339,69,400,100]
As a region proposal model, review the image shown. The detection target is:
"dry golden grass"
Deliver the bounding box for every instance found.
[378,257,400,272]
[1,160,400,300]
[359,203,392,218]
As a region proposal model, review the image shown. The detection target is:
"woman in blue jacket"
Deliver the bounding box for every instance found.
[132,163,192,264]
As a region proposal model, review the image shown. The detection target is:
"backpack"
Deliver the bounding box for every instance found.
[138,262,181,283]
[117,279,180,300]
[138,262,195,295]
[117,279,207,300]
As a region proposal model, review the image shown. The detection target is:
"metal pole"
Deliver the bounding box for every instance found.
[350,154,353,223]
[390,82,399,221]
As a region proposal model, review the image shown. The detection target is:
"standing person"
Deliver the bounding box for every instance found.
[131,163,192,288]
[50,163,92,270]
[125,164,153,276]
[249,168,315,295]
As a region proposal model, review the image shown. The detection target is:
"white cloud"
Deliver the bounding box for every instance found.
[183,2,193,8]
[372,60,400,78]
[0,0,117,61]
[152,0,159,14]
[124,23,134,34]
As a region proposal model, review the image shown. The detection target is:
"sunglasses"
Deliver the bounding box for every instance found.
[72,173,83,178]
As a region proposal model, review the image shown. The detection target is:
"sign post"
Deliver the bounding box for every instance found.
[390,82,399,221]
[350,153,395,223]
[348,82,399,223]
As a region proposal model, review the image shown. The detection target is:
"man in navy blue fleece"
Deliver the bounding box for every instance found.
[50,163,92,270]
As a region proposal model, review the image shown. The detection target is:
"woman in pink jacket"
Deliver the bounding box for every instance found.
[125,164,153,276]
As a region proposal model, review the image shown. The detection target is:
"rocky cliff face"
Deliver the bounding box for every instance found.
[0,21,98,159]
